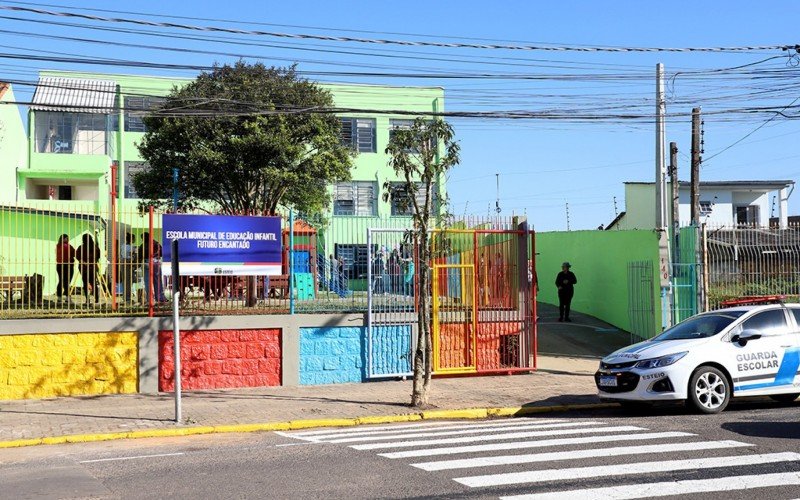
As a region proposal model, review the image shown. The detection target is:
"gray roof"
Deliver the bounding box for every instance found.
[31,77,117,113]
[625,180,794,190]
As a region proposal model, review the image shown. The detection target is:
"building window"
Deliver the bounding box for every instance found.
[124,161,148,199]
[34,111,110,155]
[735,205,760,226]
[335,244,369,280]
[389,119,416,152]
[389,182,435,216]
[699,201,713,216]
[339,118,376,152]
[122,96,166,133]
[333,181,377,216]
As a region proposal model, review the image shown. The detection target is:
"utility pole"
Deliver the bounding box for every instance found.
[655,63,672,329]
[655,63,667,230]
[565,202,570,231]
[669,142,679,256]
[690,107,702,225]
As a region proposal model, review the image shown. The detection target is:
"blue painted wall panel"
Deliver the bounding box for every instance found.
[370,324,412,376]
[299,325,412,385]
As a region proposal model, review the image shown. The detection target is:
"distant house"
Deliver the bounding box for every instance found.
[608,180,795,229]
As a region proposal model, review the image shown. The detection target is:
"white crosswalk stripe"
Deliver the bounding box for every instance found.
[417,439,752,472]
[499,470,800,500]
[278,416,800,499]
[284,417,564,440]
[288,418,568,442]
[459,452,800,489]
[350,424,646,450]
[286,420,459,437]
[378,431,695,459]
[324,421,606,444]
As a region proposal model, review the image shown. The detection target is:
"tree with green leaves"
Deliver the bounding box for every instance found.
[385,118,460,407]
[134,62,353,215]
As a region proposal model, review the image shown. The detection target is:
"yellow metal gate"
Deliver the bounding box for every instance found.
[432,264,477,374]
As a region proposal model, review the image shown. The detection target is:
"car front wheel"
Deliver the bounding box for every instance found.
[688,366,730,414]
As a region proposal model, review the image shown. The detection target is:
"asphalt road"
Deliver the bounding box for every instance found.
[2,400,800,499]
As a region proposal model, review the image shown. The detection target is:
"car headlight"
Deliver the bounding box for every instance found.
[634,351,687,369]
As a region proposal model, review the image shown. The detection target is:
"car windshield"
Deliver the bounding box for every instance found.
[652,311,746,341]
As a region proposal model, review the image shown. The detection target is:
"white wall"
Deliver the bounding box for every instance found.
[621,183,780,229]
[678,188,771,226]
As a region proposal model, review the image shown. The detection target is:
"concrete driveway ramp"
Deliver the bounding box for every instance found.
[536,302,630,359]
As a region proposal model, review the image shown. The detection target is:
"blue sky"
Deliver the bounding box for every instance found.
[1,1,799,230]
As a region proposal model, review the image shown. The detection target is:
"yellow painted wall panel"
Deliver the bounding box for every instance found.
[0,332,138,400]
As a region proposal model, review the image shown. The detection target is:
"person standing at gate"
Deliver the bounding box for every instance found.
[55,234,75,302]
[555,262,577,322]
[76,233,101,305]
[139,232,166,304]
[119,232,135,304]
[329,254,338,291]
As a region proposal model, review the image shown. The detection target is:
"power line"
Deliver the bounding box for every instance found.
[2,5,797,54]
[703,94,800,163]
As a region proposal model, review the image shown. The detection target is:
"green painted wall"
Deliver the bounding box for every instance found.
[4,71,446,279]
[0,206,100,294]
[0,85,27,203]
[535,229,660,334]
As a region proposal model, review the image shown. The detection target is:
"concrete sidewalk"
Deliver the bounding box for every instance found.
[0,356,602,445]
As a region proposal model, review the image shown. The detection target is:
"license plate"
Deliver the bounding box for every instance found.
[599,375,618,387]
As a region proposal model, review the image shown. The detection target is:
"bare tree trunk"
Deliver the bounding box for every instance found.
[411,229,431,407]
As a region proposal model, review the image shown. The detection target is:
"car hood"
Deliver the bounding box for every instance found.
[602,337,710,364]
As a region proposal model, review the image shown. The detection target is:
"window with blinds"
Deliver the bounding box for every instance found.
[388,119,437,153]
[339,118,376,153]
[333,181,377,216]
[123,96,166,133]
[389,182,436,216]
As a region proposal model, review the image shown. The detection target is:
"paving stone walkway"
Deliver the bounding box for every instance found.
[0,356,600,441]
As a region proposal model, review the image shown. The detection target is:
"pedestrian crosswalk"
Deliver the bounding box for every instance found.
[278,416,800,498]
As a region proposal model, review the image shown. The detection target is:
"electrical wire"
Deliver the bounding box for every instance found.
[2,5,797,54]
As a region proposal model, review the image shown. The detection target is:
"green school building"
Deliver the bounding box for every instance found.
[0,71,445,293]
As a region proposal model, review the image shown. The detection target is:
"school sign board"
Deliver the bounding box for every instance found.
[162,214,282,276]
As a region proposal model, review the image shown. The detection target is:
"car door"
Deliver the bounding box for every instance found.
[785,308,800,391]
[727,308,799,397]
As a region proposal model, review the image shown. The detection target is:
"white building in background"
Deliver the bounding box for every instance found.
[608,180,795,230]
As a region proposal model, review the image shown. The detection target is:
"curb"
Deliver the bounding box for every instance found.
[0,402,616,450]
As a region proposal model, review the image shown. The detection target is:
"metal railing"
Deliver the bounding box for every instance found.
[702,223,800,310]
[0,201,532,319]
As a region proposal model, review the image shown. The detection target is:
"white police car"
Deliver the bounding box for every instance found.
[595,303,800,413]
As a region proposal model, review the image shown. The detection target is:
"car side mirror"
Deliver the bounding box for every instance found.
[733,329,762,347]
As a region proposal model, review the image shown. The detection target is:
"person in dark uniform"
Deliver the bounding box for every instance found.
[555,262,577,322]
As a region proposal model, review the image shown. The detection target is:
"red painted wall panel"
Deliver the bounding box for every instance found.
[159,329,281,391]
[477,322,523,370]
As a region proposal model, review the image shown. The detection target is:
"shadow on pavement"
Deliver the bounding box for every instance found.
[521,394,603,407]
[0,409,171,422]
[537,301,631,358]
[721,420,800,440]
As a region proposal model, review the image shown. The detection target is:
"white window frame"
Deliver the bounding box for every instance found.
[390,181,436,216]
[339,118,376,153]
[333,181,377,216]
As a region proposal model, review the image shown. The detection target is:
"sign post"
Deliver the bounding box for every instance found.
[162,214,281,424]
[171,239,181,423]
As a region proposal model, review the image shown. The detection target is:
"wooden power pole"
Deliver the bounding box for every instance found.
[690,108,701,225]
[669,142,679,253]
